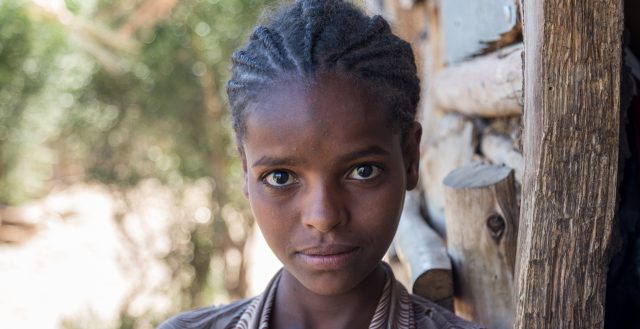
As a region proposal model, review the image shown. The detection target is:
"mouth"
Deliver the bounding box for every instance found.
[296,245,361,271]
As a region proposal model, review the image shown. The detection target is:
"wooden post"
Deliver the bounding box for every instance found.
[443,163,519,329]
[395,191,453,308]
[514,1,622,328]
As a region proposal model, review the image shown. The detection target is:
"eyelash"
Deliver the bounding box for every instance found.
[260,164,384,190]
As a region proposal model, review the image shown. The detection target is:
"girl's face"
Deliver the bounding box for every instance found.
[240,72,421,296]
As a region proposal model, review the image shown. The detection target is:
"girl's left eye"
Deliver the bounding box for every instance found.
[263,170,297,188]
[347,164,382,181]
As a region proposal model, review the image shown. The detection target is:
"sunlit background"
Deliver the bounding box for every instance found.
[0,0,285,327]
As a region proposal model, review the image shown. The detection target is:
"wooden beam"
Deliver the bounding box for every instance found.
[395,191,453,308]
[432,43,523,118]
[443,163,518,329]
[514,1,622,328]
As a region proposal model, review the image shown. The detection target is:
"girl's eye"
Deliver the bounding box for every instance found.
[348,164,382,181]
[263,171,296,188]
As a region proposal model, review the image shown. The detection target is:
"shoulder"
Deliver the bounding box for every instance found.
[411,294,486,329]
[157,298,254,329]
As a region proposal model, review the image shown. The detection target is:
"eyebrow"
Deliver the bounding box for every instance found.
[252,156,303,168]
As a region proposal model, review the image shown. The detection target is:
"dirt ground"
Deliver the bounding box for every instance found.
[0,182,199,328]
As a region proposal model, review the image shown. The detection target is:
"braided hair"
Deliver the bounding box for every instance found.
[227,0,420,139]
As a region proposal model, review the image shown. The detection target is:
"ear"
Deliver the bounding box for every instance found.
[403,122,422,191]
[238,145,249,198]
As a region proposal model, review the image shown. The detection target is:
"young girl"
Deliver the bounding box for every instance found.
[161,1,482,328]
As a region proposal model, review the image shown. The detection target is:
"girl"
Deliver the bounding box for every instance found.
[161,1,482,328]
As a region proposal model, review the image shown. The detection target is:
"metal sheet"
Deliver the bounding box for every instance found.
[441,0,518,64]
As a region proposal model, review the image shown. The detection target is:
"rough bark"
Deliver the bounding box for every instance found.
[514,0,622,328]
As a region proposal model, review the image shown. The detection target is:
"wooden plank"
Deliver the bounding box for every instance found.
[514,0,623,328]
[443,163,518,329]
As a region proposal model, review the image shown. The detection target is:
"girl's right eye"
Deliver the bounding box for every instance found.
[263,170,297,188]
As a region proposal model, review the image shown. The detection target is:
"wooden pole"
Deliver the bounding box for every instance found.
[514,0,622,328]
[443,163,519,329]
[395,191,453,308]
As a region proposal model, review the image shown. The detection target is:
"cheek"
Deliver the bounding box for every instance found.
[247,185,295,254]
[351,184,404,238]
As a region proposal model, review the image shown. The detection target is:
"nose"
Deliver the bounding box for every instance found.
[301,181,346,233]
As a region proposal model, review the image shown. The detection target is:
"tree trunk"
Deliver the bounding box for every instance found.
[514,0,622,328]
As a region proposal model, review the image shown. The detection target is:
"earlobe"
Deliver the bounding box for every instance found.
[405,122,422,190]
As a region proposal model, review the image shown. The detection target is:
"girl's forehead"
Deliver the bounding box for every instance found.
[242,72,399,152]
[253,72,378,118]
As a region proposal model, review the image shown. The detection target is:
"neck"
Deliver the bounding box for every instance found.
[272,263,387,329]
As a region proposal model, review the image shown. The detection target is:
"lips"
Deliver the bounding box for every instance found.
[296,244,361,270]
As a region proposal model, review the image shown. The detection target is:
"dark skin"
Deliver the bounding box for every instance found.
[239,72,421,329]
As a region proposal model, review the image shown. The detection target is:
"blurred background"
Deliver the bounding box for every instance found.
[0,0,283,327]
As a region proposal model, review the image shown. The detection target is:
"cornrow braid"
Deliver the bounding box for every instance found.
[227,0,420,139]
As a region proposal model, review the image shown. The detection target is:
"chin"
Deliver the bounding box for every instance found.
[299,271,363,296]
[287,260,380,296]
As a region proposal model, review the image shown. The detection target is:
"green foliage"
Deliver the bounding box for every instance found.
[0,0,273,202]
[0,0,70,203]
[0,0,274,327]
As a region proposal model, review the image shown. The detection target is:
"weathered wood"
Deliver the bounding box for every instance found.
[484,116,523,153]
[480,132,523,183]
[432,43,523,118]
[421,114,476,238]
[395,191,453,307]
[443,163,519,329]
[514,1,622,328]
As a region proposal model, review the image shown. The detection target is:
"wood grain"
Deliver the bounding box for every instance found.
[514,0,622,328]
